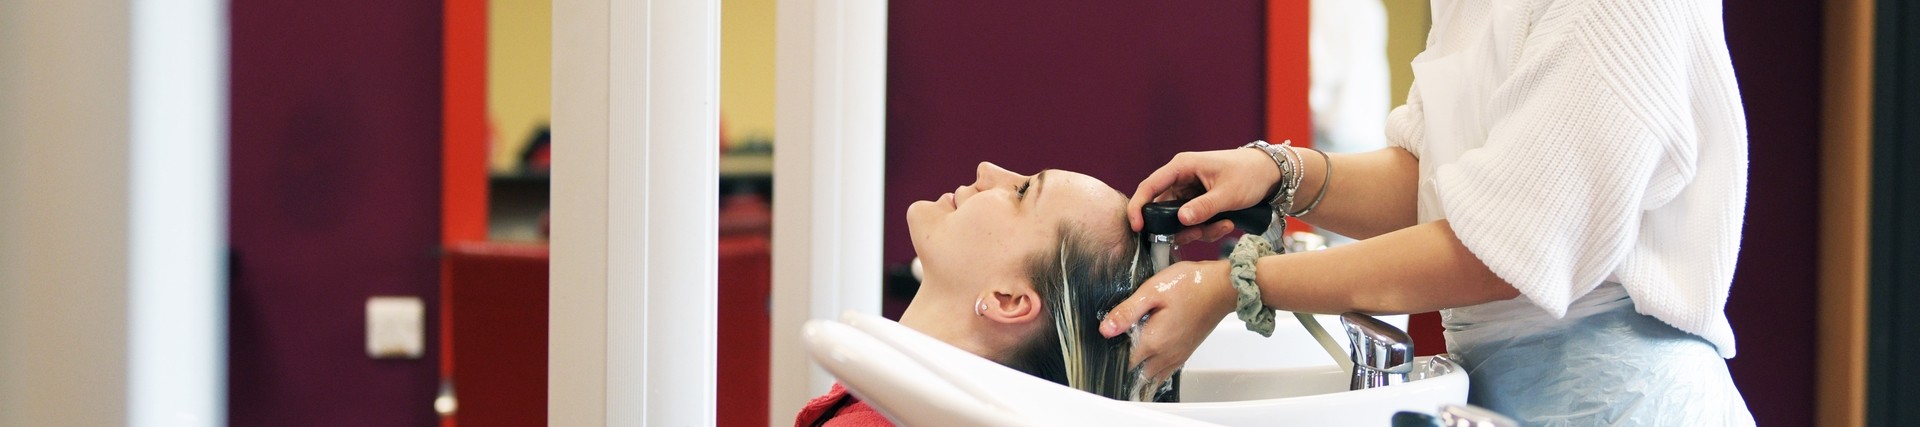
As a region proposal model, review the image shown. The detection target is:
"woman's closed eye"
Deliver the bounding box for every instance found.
[1019,170,1051,202]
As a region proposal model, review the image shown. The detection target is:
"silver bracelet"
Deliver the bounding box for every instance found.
[1241,140,1297,211]
[1277,143,1305,213]
[1287,147,1333,217]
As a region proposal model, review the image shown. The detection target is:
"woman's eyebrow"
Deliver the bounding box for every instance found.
[1031,169,1053,205]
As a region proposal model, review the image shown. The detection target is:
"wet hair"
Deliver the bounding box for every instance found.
[1002,221,1175,402]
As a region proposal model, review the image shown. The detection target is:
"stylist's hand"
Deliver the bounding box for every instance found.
[1128,148,1284,245]
[1099,260,1237,387]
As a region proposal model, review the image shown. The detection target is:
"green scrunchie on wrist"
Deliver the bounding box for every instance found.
[1229,233,1278,337]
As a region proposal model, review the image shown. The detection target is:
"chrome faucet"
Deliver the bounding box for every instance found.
[1340,312,1414,390]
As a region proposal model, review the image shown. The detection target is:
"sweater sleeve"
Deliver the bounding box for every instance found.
[1431,0,1707,318]
[1385,79,1426,154]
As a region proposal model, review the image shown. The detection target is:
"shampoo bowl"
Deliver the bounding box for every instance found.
[803,312,1212,426]
[1145,355,1467,425]
[803,312,1468,426]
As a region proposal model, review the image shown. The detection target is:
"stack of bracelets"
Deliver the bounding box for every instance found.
[1225,140,1333,336]
[1241,140,1331,218]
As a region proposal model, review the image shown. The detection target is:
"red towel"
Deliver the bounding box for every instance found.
[794,383,893,427]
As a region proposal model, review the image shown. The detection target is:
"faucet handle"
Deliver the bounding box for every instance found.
[1340,312,1414,390]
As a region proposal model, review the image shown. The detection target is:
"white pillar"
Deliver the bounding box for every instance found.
[769,0,889,423]
[550,0,720,425]
[0,2,132,425]
[0,1,226,425]
[127,0,229,425]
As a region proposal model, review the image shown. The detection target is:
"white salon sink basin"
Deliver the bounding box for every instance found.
[1136,356,1469,425]
[1131,312,1466,425]
[806,312,1466,427]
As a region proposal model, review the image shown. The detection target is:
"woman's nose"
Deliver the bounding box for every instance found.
[973,162,1021,188]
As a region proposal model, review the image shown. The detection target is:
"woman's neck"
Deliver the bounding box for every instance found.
[896,279,997,360]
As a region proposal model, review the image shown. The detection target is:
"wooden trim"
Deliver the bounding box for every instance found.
[1817,0,1875,424]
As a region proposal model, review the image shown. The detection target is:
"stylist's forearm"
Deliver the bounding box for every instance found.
[1252,220,1519,314]
[1289,148,1421,239]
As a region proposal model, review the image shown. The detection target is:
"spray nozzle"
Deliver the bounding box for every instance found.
[1140,199,1274,237]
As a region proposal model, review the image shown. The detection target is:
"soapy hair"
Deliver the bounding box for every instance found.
[1003,222,1175,402]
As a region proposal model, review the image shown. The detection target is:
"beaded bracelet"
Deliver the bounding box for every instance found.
[1277,143,1306,213]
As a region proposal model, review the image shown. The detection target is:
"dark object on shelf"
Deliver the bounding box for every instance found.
[518,125,551,174]
[488,173,550,242]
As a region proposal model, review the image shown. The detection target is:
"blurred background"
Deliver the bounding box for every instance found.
[1,0,1912,426]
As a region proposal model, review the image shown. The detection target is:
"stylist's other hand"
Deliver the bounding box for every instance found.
[1099,260,1236,386]
[1127,148,1283,239]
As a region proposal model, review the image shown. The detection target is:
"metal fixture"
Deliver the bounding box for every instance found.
[1138,199,1274,271]
[1340,312,1414,390]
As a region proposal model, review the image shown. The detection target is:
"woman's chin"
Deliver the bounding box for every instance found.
[906,199,936,228]
[904,201,930,246]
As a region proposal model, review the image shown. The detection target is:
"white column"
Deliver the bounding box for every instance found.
[549,0,611,421]
[0,2,132,425]
[769,0,889,423]
[127,0,228,425]
[551,0,720,425]
[1,0,227,425]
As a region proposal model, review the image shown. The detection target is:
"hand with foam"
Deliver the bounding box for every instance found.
[1097,259,1235,389]
[1125,147,1283,245]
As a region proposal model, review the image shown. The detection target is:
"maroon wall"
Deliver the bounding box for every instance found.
[1723,1,1822,425]
[884,1,1267,266]
[229,1,444,425]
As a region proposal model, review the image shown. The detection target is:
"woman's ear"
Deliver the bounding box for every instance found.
[979,287,1043,325]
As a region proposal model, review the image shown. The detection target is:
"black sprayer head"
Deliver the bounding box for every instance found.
[1139,199,1273,237]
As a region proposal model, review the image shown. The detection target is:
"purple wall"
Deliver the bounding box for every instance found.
[1723,1,1821,425]
[884,1,1267,266]
[229,1,444,425]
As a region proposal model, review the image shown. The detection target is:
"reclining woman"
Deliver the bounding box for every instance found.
[795,162,1168,427]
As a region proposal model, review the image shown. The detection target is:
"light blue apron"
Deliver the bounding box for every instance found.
[1444,283,1754,426]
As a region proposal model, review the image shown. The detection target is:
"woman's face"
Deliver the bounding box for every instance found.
[907,162,1131,288]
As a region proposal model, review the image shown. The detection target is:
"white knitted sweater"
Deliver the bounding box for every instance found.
[1388,0,1746,357]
